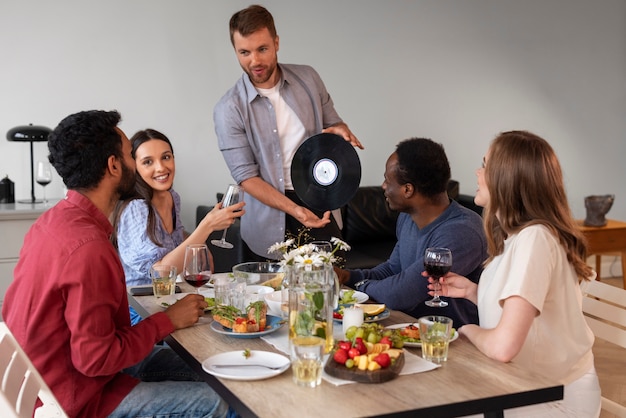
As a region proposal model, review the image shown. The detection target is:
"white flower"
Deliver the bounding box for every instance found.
[268,233,350,267]
[330,237,351,252]
[268,238,295,255]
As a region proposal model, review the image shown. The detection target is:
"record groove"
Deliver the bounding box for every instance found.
[291,133,361,211]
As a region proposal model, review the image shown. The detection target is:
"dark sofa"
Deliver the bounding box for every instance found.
[197,180,481,273]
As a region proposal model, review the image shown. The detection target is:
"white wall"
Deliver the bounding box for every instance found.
[1,0,624,232]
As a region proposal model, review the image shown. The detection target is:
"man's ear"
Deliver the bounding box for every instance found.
[107,155,119,177]
[404,183,414,198]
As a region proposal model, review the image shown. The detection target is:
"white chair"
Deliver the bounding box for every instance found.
[581,278,626,417]
[0,322,67,418]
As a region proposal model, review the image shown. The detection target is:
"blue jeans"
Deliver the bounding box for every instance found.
[108,345,236,418]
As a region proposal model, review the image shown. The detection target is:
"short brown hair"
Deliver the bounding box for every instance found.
[229,4,277,46]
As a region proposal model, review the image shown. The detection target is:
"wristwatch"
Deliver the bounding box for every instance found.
[354,279,369,291]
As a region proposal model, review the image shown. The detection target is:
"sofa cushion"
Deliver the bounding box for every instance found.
[342,186,398,244]
[342,180,460,244]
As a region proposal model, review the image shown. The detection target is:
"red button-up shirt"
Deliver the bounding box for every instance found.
[3,190,174,417]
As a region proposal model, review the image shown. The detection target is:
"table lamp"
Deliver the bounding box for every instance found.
[6,123,52,203]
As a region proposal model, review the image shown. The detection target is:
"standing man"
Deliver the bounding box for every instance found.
[2,110,231,418]
[214,4,363,260]
[335,138,487,327]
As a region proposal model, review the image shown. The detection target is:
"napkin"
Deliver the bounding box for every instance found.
[260,325,441,386]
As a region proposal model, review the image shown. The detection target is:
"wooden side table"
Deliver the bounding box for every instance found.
[576,219,626,289]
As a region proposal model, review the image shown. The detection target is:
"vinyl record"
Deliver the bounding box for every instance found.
[291,133,361,211]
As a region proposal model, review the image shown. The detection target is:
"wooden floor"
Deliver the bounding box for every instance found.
[595,277,626,418]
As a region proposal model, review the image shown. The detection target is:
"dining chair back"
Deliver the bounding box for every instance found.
[580,278,626,417]
[0,322,67,418]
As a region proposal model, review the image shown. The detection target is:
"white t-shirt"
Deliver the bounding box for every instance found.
[477,224,594,385]
[257,84,305,190]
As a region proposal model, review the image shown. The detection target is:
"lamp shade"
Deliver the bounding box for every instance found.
[6,124,51,142]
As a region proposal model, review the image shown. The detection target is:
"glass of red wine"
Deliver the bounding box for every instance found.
[424,247,452,308]
[182,244,212,293]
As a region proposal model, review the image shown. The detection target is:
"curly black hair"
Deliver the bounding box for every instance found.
[48,110,122,190]
[395,137,451,198]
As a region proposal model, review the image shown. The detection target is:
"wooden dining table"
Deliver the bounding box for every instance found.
[128,283,563,418]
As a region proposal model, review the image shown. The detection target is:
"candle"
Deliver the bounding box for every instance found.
[342,306,364,337]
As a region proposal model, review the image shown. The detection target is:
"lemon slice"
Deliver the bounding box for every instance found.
[355,303,385,316]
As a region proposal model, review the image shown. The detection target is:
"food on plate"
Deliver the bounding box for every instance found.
[400,324,420,341]
[331,336,403,371]
[355,303,385,316]
[260,273,285,290]
[338,289,357,304]
[204,297,216,310]
[333,303,386,321]
[344,323,405,349]
[212,301,269,333]
[325,323,406,383]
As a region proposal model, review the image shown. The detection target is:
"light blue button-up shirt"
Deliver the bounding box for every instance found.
[117,189,184,286]
[214,63,343,257]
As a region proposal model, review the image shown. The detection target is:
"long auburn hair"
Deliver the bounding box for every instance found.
[482,130,592,280]
[110,129,174,249]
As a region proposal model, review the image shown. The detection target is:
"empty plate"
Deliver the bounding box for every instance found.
[202,350,290,380]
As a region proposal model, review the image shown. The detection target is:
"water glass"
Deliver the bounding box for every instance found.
[418,315,453,363]
[290,336,325,387]
[232,275,247,311]
[150,265,177,298]
[214,275,233,306]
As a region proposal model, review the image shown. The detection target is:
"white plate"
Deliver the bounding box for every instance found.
[202,350,290,381]
[385,323,459,347]
[338,290,369,304]
[210,314,285,339]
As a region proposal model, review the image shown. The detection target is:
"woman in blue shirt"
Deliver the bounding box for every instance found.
[112,129,244,324]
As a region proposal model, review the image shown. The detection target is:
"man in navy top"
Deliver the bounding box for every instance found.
[335,138,487,327]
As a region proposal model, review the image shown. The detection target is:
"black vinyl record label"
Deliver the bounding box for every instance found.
[291,133,361,211]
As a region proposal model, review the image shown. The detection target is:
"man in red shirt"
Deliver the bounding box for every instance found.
[2,110,230,417]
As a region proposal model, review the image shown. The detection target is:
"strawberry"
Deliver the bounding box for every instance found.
[333,348,348,365]
[379,336,393,347]
[374,352,391,368]
[354,338,367,355]
[338,340,352,351]
[348,347,360,359]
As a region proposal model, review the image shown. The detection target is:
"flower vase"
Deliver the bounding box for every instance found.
[287,263,335,353]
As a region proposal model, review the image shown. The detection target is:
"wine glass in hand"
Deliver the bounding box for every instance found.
[211,184,244,249]
[424,247,452,307]
[36,161,52,204]
[182,244,212,293]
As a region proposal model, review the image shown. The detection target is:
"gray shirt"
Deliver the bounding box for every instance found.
[214,63,343,257]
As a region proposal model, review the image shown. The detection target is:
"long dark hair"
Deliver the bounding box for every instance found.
[110,129,174,249]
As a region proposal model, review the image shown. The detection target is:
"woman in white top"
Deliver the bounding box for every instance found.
[431,130,601,417]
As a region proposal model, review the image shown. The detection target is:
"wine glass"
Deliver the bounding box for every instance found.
[36,161,52,204]
[211,184,244,249]
[424,247,452,308]
[182,244,212,293]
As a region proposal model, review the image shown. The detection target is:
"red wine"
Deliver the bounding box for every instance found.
[184,273,211,288]
[37,179,51,186]
[424,262,451,278]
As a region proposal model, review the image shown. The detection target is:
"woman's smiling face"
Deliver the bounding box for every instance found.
[134,138,175,192]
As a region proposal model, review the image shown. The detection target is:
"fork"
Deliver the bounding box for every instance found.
[211,363,284,370]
